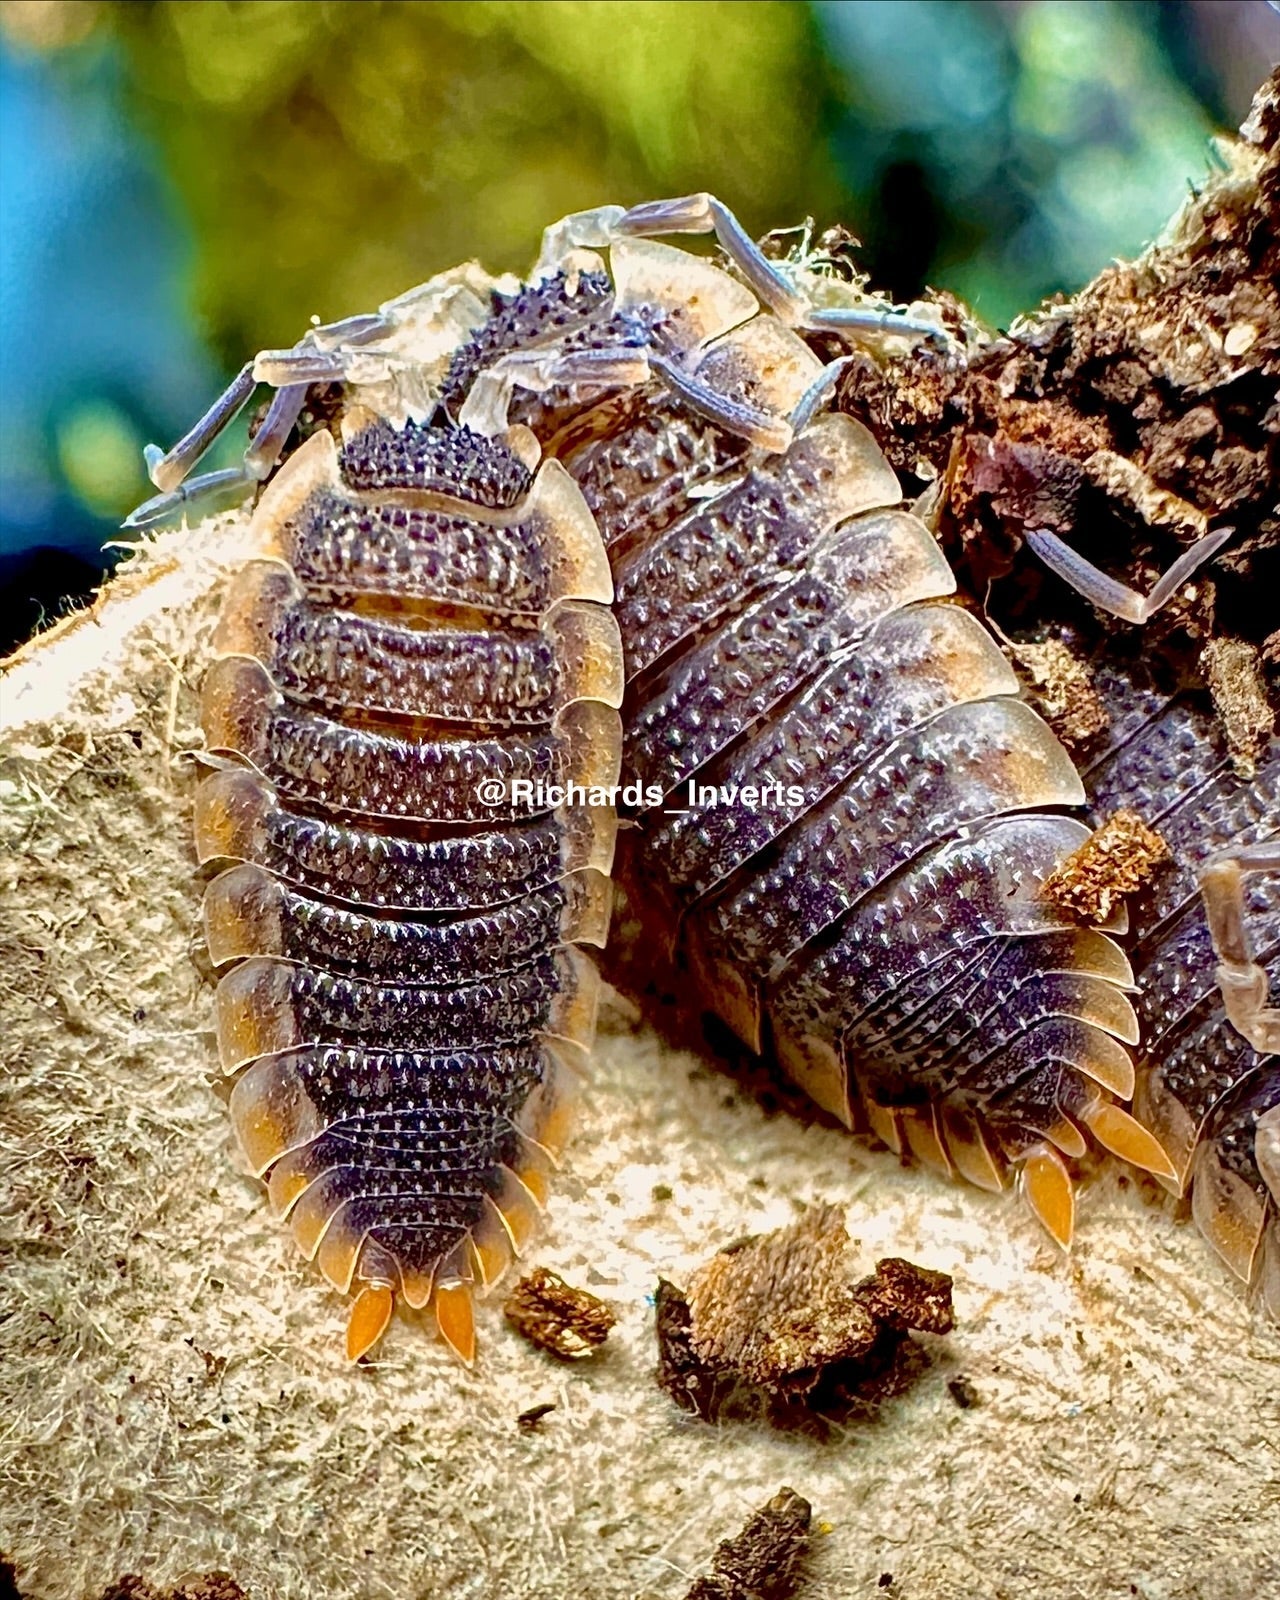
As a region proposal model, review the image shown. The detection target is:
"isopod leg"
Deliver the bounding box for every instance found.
[122,466,259,532]
[616,192,947,339]
[243,382,309,482]
[133,307,401,513]
[1023,525,1235,625]
[458,347,650,438]
[788,357,853,435]
[251,349,353,386]
[618,192,807,323]
[647,353,792,451]
[1199,840,1280,1053]
[461,343,790,452]
[308,309,397,351]
[145,360,255,492]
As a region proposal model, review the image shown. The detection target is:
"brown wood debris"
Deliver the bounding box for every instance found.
[1202,636,1275,778]
[837,70,1280,735]
[92,1578,249,1600]
[655,1206,954,1427]
[682,1487,812,1600]
[515,1401,557,1434]
[1041,808,1170,924]
[503,1267,616,1360]
[1004,633,1110,748]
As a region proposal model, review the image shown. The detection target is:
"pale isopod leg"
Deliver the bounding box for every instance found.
[1200,840,1280,1053]
[122,466,258,531]
[251,349,352,386]
[308,309,396,352]
[459,343,790,450]
[804,303,951,339]
[649,352,793,451]
[616,192,948,340]
[618,192,807,323]
[244,383,310,481]
[130,312,408,524]
[458,347,652,437]
[534,204,628,272]
[145,360,256,492]
[1023,525,1236,625]
[787,356,853,435]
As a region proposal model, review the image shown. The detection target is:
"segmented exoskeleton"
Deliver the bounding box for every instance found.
[193,389,626,1363]
[134,194,1278,1359]
[1078,660,1279,1307]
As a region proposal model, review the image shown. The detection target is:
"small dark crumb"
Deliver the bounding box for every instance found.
[184,1338,227,1382]
[947,1375,981,1409]
[652,1183,674,1202]
[1073,1492,1083,1504]
[92,1576,249,1600]
[504,1266,616,1360]
[683,1486,812,1600]
[655,1206,954,1429]
[878,1576,894,1590]
[516,1401,557,1434]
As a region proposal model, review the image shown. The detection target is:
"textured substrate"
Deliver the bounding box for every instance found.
[1,523,1276,1600]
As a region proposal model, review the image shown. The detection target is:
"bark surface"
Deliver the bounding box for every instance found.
[1,71,1278,1600]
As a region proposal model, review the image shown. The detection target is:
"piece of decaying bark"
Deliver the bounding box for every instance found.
[1041,809,1171,925]
[837,69,1279,712]
[1202,636,1275,778]
[92,1577,250,1600]
[1000,634,1111,749]
[503,1268,616,1360]
[655,1206,953,1425]
[682,1487,812,1600]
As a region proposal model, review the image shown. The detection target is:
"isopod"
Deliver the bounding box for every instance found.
[135,192,1277,1358]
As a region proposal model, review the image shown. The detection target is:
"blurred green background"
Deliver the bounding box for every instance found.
[1,0,1275,653]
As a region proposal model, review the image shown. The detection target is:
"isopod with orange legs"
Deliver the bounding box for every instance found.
[142,193,1275,1361]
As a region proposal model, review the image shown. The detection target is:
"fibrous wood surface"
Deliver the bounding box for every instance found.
[2,71,1278,1600]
